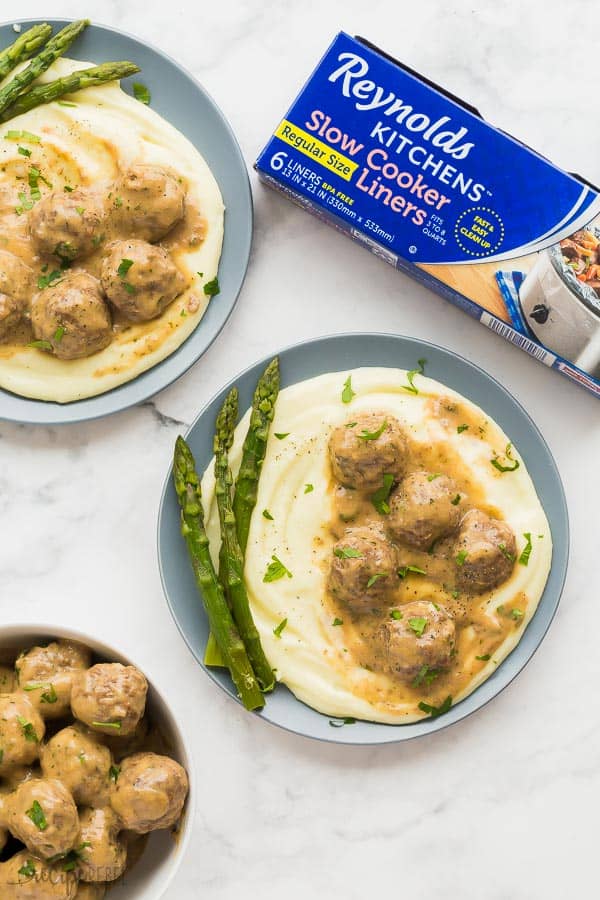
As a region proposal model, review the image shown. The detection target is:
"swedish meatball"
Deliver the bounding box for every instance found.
[71,664,148,737]
[112,165,185,242]
[455,509,516,592]
[76,807,126,883]
[41,726,112,807]
[0,694,44,768]
[388,471,462,549]
[328,525,399,611]
[4,778,79,859]
[0,249,34,302]
[29,190,107,261]
[30,272,112,360]
[110,752,188,834]
[329,413,408,491]
[17,640,91,720]
[374,600,455,677]
[0,292,24,340]
[0,851,77,899]
[100,239,185,322]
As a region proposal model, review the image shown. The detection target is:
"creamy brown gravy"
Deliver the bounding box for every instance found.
[0,146,206,358]
[322,399,524,712]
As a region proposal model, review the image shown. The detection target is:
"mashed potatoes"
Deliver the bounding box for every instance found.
[0,58,224,402]
[202,367,552,724]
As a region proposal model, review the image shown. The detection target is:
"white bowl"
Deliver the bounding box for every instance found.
[0,623,194,900]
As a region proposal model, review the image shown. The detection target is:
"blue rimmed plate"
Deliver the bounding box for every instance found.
[0,18,252,424]
[157,333,568,744]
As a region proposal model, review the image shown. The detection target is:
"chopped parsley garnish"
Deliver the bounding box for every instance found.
[333,546,363,559]
[389,610,402,620]
[357,419,387,441]
[18,859,36,877]
[75,205,85,216]
[37,269,62,290]
[63,184,74,192]
[57,100,77,107]
[345,421,357,428]
[412,665,440,687]
[408,616,427,637]
[109,764,121,783]
[519,532,532,566]
[332,617,343,626]
[476,654,491,661]
[451,494,461,505]
[17,716,39,742]
[491,442,520,473]
[91,720,121,730]
[427,472,441,481]
[5,129,40,143]
[366,573,388,589]
[58,843,92,871]
[451,590,459,599]
[263,555,292,582]
[304,483,314,493]
[510,608,524,621]
[15,191,34,214]
[418,695,452,718]
[341,375,355,404]
[455,550,468,566]
[113,195,123,208]
[403,358,426,394]
[27,340,53,352]
[53,326,65,344]
[274,432,289,440]
[273,618,288,638]
[203,276,220,297]
[17,145,31,157]
[398,565,426,578]
[24,681,58,703]
[123,282,136,295]
[329,717,356,727]
[133,82,151,104]
[262,509,274,520]
[26,800,47,831]
[371,473,394,515]
[117,258,134,278]
[498,543,515,562]
[457,424,469,433]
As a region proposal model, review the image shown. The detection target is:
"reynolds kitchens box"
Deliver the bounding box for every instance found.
[256,32,600,398]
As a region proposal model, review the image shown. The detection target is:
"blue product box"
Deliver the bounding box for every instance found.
[256,32,600,398]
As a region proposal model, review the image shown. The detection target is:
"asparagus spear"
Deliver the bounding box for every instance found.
[173,436,264,711]
[0,23,53,83]
[0,19,89,116]
[1,60,141,121]
[233,358,280,554]
[214,389,275,692]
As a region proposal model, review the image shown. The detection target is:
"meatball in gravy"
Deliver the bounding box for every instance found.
[374,600,456,677]
[41,725,112,807]
[111,165,185,242]
[329,525,399,611]
[17,640,91,720]
[110,752,189,834]
[71,663,148,736]
[329,413,408,491]
[29,190,107,261]
[388,471,462,549]
[455,509,516,592]
[100,238,185,322]
[30,272,112,360]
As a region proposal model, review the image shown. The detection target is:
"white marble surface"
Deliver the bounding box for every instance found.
[2,1,600,897]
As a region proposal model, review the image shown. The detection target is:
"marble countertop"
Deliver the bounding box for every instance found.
[2,1,599,897]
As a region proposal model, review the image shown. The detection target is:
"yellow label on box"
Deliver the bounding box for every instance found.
[274,119,359,181]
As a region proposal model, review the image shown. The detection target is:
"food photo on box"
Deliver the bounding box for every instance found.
[0,3,597,899]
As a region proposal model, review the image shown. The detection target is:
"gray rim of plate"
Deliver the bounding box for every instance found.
[157,332,569,745]
[0,18,253,425]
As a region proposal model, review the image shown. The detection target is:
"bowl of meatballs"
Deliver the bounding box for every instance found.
[0,624,193,899]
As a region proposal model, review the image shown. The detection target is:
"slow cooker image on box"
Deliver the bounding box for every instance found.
[519,227,600,377]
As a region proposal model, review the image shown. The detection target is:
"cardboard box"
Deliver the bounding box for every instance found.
[256,32,600,398]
